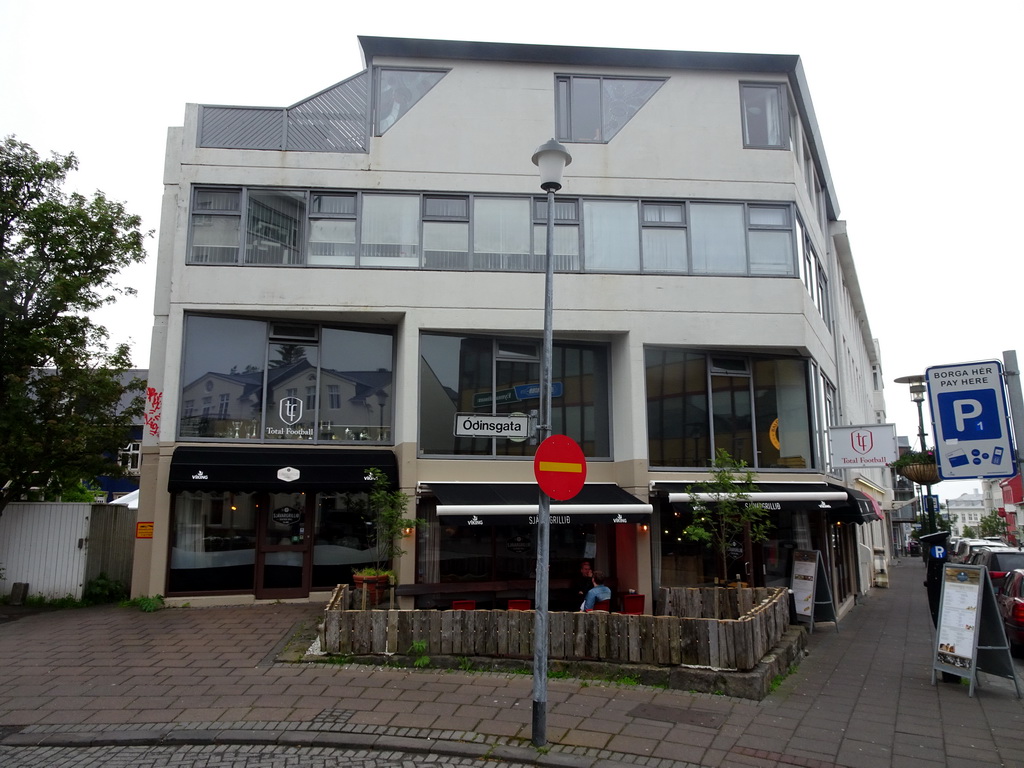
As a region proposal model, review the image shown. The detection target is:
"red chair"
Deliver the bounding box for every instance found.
[451,600,476,610]
[592,599,611,612]
[507,599,531,611]
[621,594,645,615]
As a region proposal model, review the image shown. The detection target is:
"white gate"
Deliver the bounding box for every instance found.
[0,503,91,600]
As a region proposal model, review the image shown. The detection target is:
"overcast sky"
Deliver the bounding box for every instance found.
[3,0,1020,501]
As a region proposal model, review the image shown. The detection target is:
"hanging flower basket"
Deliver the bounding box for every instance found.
[898,463,940,485]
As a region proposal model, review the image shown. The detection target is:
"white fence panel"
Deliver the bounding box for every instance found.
[0,503,90,599]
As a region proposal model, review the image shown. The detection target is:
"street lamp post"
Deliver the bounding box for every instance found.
[529,138,571,748]
[895,374,937,533]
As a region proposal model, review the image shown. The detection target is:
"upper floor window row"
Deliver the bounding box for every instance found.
[189,187,798,278]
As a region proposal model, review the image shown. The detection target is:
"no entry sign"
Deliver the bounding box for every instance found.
[534,434,587,500]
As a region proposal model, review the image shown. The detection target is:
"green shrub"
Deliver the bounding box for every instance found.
[121,594,165,612]
[83,572,128,605]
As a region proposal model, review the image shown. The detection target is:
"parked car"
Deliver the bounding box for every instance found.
[952,538,992,563]
[971,547,1024,594]
[907,540,921,556]
[996,569,1024,657]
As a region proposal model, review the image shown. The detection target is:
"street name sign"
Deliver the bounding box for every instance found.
[926,360,1016,480]
[454,412,530,439]
[534,434,587,500]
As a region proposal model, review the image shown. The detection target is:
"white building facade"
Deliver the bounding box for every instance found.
[133,37,890,617]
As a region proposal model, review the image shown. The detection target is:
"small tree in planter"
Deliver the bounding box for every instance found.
[681,449,772,584]
[352,468,415,604]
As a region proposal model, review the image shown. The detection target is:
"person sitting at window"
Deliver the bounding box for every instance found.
[582,570,612,611]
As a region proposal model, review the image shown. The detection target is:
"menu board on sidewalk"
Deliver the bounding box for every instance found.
[932,564,1021,698]
[791,549,837,633]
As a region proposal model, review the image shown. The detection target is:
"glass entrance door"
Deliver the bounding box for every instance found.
[255,491,312,599]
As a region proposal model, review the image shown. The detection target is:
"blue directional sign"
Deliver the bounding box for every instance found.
[926,360,1016,480]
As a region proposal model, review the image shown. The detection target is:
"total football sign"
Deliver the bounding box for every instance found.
[926,360,1016,480]
[829,424,898,468]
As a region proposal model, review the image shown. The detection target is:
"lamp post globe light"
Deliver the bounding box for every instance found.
[529,138,571,748]
[895,374,937,533]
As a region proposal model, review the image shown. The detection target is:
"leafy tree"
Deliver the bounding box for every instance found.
[681,449,772,583]
[961,525,977,539]
[978,511,1009,540]
[0,137,148,517]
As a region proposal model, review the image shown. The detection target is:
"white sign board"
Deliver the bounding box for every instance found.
[828,424,898,468]
[926,361,1016,480]
[454,412,530,440]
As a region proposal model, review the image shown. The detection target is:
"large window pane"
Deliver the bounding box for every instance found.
[180,316,267,439]
[424,221,469,270]
[419,335,493,455]
[245,190,305,265]
[376,69,445,135]
[741,84,788,149]
[568,77,602,142]
[473,198,532,271]
[532,223,580,271]
[361,195,420,267]
[712,375,754,466]
[749,230,794,275]
[690,203,746,274]
[583,200,639,271]
[190,215,240,264]
[645,348,709,468]
[318,328,394,442]
[308,219,356,266]
[752,358,811,469]
[168,491,256,593]
[264,343,319,441]
[419,334,610,458]
[313,491,376,588]
[642,228,687,272]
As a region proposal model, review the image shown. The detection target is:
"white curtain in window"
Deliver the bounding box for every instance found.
[583,200,639,271]
[474,199,530,269]
[642,228,687,272]
[749,231,794,275]
[690,204,746,274]
[309,219,355,266]
[361,195,419,267]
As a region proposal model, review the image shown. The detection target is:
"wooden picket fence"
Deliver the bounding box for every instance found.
[321,584,789,671]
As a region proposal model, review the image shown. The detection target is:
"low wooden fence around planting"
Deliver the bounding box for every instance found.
[321,585,789,671]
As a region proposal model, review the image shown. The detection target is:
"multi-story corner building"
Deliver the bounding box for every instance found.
[132,37,890,619]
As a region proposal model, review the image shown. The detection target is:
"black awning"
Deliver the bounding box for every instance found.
[658,480,879,525]
[429,483,652,525]
[168,446,398,492]
[830,487,883,525]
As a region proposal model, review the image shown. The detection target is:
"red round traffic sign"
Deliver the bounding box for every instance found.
[534,434,587,500]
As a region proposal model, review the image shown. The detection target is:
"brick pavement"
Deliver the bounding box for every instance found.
[1,559,1022,767]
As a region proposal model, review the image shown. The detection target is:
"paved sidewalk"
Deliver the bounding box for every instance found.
[1,560,1022,768]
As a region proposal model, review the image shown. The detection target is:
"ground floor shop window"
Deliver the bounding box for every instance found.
[169,491,257,593]
[312,491,376,589]
[169,489,387,594]
[417,506,609,610]
[761,510,812,588]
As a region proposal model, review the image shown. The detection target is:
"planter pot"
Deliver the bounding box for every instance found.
[352,574,390,605]
[898,463,940,485]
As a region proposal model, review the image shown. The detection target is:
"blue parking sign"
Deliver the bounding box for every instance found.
[936,388,1001,441]
[926,361,1016,480]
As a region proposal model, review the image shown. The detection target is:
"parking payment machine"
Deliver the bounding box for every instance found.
[920,530,949,628]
